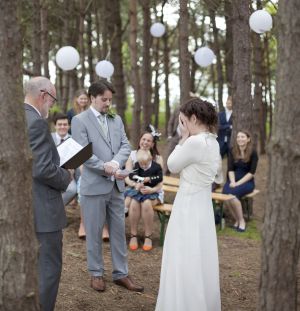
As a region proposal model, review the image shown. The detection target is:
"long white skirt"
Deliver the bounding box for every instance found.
[155,188,221,311]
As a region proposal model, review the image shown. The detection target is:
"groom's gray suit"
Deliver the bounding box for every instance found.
[25,104,70,311]
[71,107,131,279]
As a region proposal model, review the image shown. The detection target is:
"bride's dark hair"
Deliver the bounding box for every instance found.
[180,97,218,133]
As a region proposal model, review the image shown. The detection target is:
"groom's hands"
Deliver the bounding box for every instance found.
[104,161,119,175]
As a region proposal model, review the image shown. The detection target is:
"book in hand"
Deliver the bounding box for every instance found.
[57,138,93,169]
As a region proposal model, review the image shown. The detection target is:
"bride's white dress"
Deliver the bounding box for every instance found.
[155,133,221,311]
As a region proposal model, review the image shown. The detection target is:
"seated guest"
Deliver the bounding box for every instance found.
[223,130,258,232]
[51,113,79,206]
[127,149,163,251]
[124,126,164,251]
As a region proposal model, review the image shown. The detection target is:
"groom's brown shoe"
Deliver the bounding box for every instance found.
[114,276,144,292]
[91,276,106,292]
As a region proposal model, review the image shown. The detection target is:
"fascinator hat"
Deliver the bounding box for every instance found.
[146,124,161,141]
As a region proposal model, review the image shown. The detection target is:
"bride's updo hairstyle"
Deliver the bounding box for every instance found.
[180,97,218,133]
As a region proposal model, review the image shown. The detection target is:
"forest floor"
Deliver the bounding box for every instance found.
[56,150,268,311]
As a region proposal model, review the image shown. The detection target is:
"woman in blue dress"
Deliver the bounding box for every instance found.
[223,130,258,232]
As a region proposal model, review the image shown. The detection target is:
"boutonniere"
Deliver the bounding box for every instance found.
[107,107,116,119]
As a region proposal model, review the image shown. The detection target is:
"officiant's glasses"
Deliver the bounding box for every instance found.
[40,89,57,103]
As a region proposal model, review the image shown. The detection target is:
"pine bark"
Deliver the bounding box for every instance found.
[224,0,233,95]
[129,0,142,147]
[141,0,152,125]
[210,10,224,110]
[31,0,42,76]
[106,0,127,121]
[0,1,39,310]
[179,0,191,106]
[259,1,300,310]
[40,1,49,78]
[163,25,170,135]
[231,0,252,135]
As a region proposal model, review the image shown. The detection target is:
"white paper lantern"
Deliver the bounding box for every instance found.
[55,46,80,71]
[150,22,166,38]
[249,10,272,34]
[95,60,114,78]
[194,47,216,67]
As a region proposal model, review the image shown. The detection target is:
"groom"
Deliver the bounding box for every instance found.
[71,80,143,292]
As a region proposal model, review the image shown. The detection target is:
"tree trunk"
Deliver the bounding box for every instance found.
[31,0,41,76]
[252,31,264,149]
[210,10,224,111]
[78,0,86,88]
[264,33,273,140]
[141,0,152,125]
[107,0,127,122]
[86,10,94,84]
[153,35,160,129]
[129,0,142,147]
[163,26,170,136]
[179,0,191,106]
[0,1,39,310]
[259,1,300,310]
[224,0,233,95]
[231,0,253,136]
[40,1,49,78]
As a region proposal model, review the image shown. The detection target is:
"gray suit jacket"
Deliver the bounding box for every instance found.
[25,104,70,232]
[71,108,131,195]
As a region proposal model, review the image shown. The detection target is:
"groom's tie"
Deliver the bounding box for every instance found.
[97,114,108,137]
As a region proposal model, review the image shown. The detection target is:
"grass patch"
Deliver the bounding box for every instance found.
[217,219,261,241]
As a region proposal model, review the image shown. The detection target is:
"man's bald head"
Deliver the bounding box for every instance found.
[24,76,57,119]
[24,77,53,98]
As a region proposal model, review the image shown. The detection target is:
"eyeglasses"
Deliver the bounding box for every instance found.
[40,89,57,103]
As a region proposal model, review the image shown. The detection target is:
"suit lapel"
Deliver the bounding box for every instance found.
[87,109,111,148]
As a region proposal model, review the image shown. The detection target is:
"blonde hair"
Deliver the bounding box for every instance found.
[136,149,152,164]
[72,89,89,115]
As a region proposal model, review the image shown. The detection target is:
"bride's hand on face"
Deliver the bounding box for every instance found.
[178,113,189,139]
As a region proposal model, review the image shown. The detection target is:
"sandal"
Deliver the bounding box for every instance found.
[129,234,138,251]
[142,235,153,252]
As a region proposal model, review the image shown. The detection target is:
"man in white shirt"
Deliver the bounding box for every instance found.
[51,113,78,205]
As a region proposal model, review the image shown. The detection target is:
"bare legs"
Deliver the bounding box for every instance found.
[78,208,86,239]
[129,199,156,250]
[224,197,246,230]
[78,208,110,240]
[102,223,109,241]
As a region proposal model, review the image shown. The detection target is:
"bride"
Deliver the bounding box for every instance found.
[155,97,221,311]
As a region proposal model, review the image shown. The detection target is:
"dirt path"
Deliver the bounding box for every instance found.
[56,155,268,311]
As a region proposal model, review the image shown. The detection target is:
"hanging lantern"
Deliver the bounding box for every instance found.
[194,47,215,67]
[150,22,166,38]
[55,46,80,71]
[95,60,114,78]
[249,10,272,34]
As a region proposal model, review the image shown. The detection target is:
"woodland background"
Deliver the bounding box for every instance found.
[1,0,300,310]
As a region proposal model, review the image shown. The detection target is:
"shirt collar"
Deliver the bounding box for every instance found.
[90,106,106,120]
[55,132,69,143]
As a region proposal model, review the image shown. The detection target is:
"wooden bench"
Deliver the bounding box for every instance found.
[208,187,260,221]
[153,177,234,246]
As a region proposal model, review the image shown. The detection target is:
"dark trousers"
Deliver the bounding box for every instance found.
[36,230,63,311]
[220,142,230,158]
